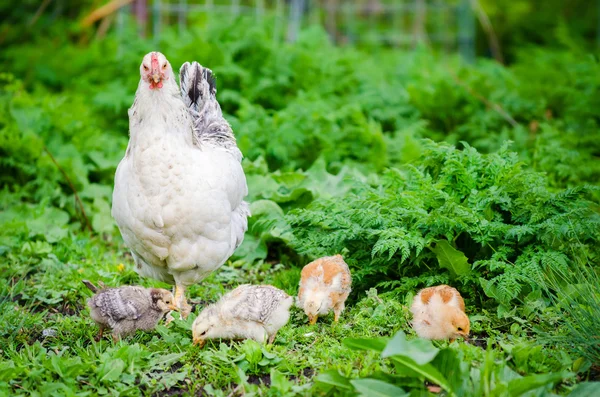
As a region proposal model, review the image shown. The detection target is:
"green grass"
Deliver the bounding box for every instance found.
[0,232,596,396]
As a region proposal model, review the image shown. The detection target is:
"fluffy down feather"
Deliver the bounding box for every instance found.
[85,282,177,341]
[192,284,293,347]
[410,285,470,341]
[297,255,352,325]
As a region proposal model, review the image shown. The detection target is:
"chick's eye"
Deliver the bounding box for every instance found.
[200,330,207,336]
[457,327,463,331]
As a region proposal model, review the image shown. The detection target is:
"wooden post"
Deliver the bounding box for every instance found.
[179,0,187,32]
[153,0,161,40]
[325,0,337,42]
[287,0,305,43]
[457,0,475,62]
[413,0,428,46]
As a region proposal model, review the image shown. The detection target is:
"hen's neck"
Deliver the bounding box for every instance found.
[128,81,193,150]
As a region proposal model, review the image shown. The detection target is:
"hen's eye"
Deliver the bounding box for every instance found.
[143,65,149,71]
[162,63,167,69]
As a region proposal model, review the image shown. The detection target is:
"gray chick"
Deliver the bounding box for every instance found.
[192,284,293,347]
[83,280,178,342]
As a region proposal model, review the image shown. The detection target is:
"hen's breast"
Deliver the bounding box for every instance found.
[112,125,248,285]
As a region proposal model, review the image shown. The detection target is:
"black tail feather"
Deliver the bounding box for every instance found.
[179,61,216,113]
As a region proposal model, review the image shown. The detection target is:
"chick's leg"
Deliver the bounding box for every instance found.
[333,302,345,323]
[268,331,278,345]
[174,283,192,319]
[95,325,105,342]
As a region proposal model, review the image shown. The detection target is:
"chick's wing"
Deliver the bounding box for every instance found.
[96,287,149,321]
[226,285,288,324]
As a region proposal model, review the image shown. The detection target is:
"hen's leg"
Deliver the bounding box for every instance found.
[174,283,192,319]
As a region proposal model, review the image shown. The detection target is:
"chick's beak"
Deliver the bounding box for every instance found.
[193,337,206,348]
[308,314,318,325]
[168,304,179,312]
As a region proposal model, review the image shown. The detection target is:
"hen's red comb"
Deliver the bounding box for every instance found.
[151,53,159,69]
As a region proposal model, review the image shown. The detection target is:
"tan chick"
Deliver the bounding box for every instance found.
[192,284,293,348]
[410,285,470,341]
[83,280,178,342]
[298,254,352,325]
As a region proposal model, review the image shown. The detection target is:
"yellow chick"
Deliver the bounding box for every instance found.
[297,254,352,325]
[192,284,293,348]
[410,285,470,341]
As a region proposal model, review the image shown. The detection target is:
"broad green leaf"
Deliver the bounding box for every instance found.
[0,362,18,381]
[390,356,454,396]
[429,240,470,277]
[507,371,571,396]
[26,207,70,243]
[314,370,353,390]
[241,340,263,365]
[432,349,467,395]
[250,199,285,218]
[343,337,388,352]
[382,331,439,365]
[568,382,600,397]
[88,150,118,171]
[232,233,268,262]
[272,171,306,187]
[270,369,292,393]
[98,359,125,382]
[92,197,115,233]
[148,352,186,369]
[350,378,408,397]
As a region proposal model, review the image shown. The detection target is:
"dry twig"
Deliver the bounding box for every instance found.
[81,0,134,27]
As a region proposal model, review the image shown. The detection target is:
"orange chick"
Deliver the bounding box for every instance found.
[410,285,470,341]
[298,255,352,325]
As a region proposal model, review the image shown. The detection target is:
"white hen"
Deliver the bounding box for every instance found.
[112,52,249,318]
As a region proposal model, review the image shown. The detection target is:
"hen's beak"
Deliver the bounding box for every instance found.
[193,337,206,348]
[152,73,161,83]
[308,315,318,325]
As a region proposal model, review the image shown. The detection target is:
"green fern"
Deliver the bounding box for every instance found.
[287,140,600,304]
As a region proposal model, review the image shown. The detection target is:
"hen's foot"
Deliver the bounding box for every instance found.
[174,284,192,319]
[179,301,192,319]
